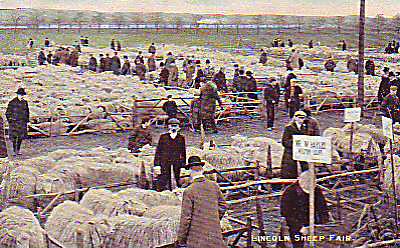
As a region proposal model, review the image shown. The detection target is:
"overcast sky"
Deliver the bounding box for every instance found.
[1,0,399,17]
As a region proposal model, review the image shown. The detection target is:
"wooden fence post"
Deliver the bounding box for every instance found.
[267,145,273,177]
[336,191,342,222]
[246,217,252,248]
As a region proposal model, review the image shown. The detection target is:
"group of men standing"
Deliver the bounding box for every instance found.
[378,67,400,122]
[37,47,80,67]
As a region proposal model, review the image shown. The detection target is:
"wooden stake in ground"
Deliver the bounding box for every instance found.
[309,162,316,248]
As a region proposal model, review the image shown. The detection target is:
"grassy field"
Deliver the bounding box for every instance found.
[0,28,395,54]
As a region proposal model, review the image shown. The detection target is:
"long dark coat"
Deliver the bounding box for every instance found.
[200,83,222,120]
[128,126,152,153]
[147,57,157,72]
[111,56,121,75]
[121,61,131,75]
[88,57,97,72]
[281,182,329,229]
[378,75,391,103]
[176,177,228,248]
[382,93,400,121]
[281,122,307,179]
[213,71,227,92]
[154,133,186,167]
[38,51,46,65]
[104,57,112,71]
[159,67,170,85]
[136,63,147,80]
[259,52,268,64]
[6,97,29,138]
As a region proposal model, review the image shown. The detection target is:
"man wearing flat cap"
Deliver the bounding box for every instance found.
[154,118,186,191]
[382,85,400,122]
[6,88,30,156]
[280,111,308,179]
[176,156,228,248]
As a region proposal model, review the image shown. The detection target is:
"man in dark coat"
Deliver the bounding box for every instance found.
[194,66,205,89]
[154,118,186,191]
[116,41,122,51]
[159,62,170,86]
[135,51,145,65]
[99,54,106,72]
[259,49,268,65]
[110,39,115,50]
[213,67,227,92]
[365,59,375,76]
[44,37,50,47]
[382,86,400,122]
[263,79,280,130]
[176,156,227,248]
[280,170,329,248]
[303,108,320,136]
[104,54,112,71]
[147,54,157,72]
[38,49,46,65]
[69,49,79,67]
[245,71,258,100]
[285,73,297,112]
[289,85,304,118]
[88,54,97,72]
[308,40,313,49]
[378,67,391,103]
[234,69,247,93]
[111,52,121,75]
[200,82,223,133]
[148,43,156,54]
[162,95,178,121]
[6,88,29,156]
[121,56,131,75]
[128,118,152,153]
[281,111,308,179]
[347,57,358,74]
[136,62,147,81]
[342,40,347,51]
[46,52,53,65]
[288,39,293,47]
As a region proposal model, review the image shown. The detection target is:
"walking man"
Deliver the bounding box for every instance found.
[154,118,186,191]
[280,111,308,179]
[176,155,228,248]
[88,54,97,72]
[200,81,223,133]
[263,79,280,130]
[6,88,30,156]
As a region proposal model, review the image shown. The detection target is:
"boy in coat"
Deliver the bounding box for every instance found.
[176,156,228,248]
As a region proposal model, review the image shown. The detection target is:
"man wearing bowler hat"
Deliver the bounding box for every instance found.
[154,118,186,191]
[6,88,30,156]
[176,156,228,248]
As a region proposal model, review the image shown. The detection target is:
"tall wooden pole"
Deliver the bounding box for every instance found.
[357,0,366,108]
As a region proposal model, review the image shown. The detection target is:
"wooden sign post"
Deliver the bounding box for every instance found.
[382,116,398,230]
[344,107,361,158]
[293,135,332,247]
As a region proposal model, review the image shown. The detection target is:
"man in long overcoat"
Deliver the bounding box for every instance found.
[38,49,46,65]
[280,170,329,248]
[111,52,121,75]
[263,79,280,130]
[88,54,97,72]
[280,111,308,179]
[365,59,375,76]
[6,88,29,156]
[200,82,223,133]
[99,54,106,73]
[378,67,391,103]
[176,156,228,248]
[213,67,227,92]
[159,62,170,86]
[121,56,131,75]
[382,86,400,122]
[154,118,186,191]
[104,54,112,71]
[147,54,157,72]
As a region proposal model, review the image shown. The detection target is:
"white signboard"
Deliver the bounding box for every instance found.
[293,135,332,164]
[382,116,393,139]
[344,107,361,123]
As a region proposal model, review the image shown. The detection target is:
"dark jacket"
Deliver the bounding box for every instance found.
[176,177,228,248]
[6,97,30,137]
[281,182,329,228]
[104,57,112,71]
[128,126,152,153]
[148,45,156,54]
[246,76,257,92]
[46,53,52,64]
[281,122,307,179]
[305,116,320,136]
[160,67,170,84]
[382,93,400,120]
[263,84,279,103]
[378,75,391,103]
[213,71,227,92]
[154,133,186,166]
[259,52,268,64]
[99,58,106,72]
[38,51,46,65]
[88,57,97,72]
[121,61,131,75]
[111,56,121,74]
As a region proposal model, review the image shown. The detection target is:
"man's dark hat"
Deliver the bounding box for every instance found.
[246,71,253,75]
[187,156,205,168]
[16,88,26,95]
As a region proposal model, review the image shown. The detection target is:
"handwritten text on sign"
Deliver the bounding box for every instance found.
[344,107,361,123]
[293,135,332,164]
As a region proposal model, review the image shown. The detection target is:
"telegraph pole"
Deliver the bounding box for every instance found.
[357,0,365,108]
